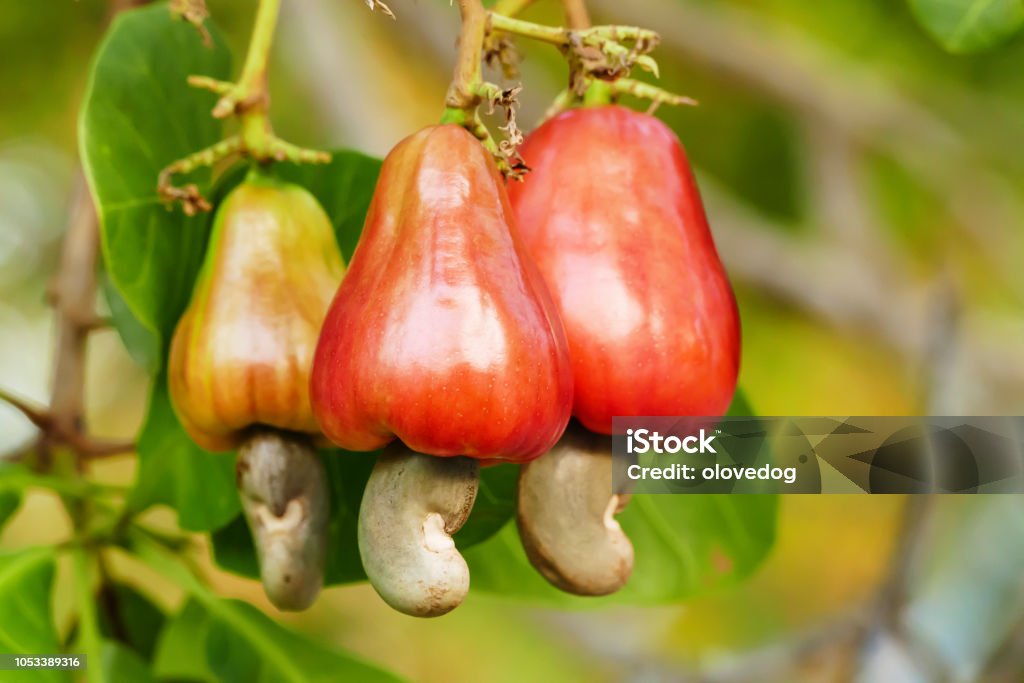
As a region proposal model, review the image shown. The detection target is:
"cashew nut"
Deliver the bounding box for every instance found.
[517,424,634,596]
[358,445,479,617]
[237,428,329,611]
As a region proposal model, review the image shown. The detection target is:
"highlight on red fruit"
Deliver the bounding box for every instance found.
[310,124,573,462]
[507,105,741,434]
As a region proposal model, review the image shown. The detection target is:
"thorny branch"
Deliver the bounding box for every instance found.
[0,0,155,662]
[1,175,135,470]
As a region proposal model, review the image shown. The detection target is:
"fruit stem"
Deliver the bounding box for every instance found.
[540,88,576,122]
[525,1,696,118]
[612,78,699,109]
[488,14,657,52]
[235,0,280,115]
[561,0,591,30]
[491,0,538,16]
[562,0,610,107]
[445,0,487,115]
[439,1,676,176]
[582,80,612,107]
[441,0,526,178]
[488,14,661,92]
[157,0,330,213]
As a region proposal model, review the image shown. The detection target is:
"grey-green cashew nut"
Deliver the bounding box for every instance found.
[517,424,634,596]
[236,428,329,611]
[358,445,479,617]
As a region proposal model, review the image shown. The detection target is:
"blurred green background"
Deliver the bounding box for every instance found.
[1,1,1023,681]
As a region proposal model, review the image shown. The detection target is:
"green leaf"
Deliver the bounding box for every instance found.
[0,490,20,533]
[209,517,259,580]
[0,463,121,502]
[0,548,67,683]
[100,272,160,374]
[207,600,403,683]
[726,386,755,417]
[298,451,370,582]
[80,3,230,355]
[157,599,404,683]
[100,642,156,683]
[153,600,215,683]
[455,463,518,548]
[465,495,777,606]
[908,0,1024,53]
[96,583,166,662]
[129,374,239,532]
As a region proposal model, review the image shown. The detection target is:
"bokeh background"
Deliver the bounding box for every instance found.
[1,1,1023,681]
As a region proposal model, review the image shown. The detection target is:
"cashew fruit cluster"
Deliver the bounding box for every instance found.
[168,107,739,617]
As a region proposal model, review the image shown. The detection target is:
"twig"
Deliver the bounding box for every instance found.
[159,0,330,210]
[561,0,590,30]
[491,0,537,16]
[0,388,51,431]
[1,173,136,470]
[839,283,959,680]
[978,613,1024,682]
[877,498,935,625]
[41,173,102,470]
[441,0,531,177]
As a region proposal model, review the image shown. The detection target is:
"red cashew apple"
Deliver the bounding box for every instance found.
[310,124,573,463]
[507,105,741,432]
